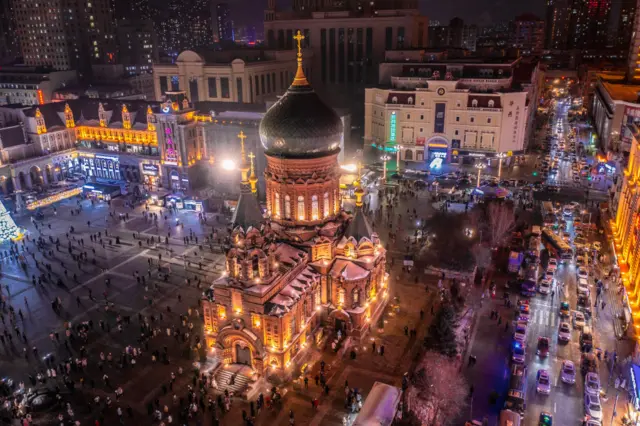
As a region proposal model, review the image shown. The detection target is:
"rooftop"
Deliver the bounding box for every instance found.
[602,81,640,103]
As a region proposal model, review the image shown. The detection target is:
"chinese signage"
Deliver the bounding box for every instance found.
[142,164,159,176]
[434,103,446,133]
[389,112,397,142]
[164,127,179,166]
[416,137,426,146]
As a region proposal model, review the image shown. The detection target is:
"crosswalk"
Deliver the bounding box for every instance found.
[529,309,559,327]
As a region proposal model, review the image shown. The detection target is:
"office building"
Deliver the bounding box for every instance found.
[570,0,612,50]
[0,67,77,106]
[365,56,543,164]
[116,19,159,66]
[0,0,19,63]
[591,78,640,152]
[154,0,213,56]
[617,0,637,51]
[511,14,545,55]
[264,6,427,87]
[545,0,572,50]
[13,0,117,74]
[216,3,234,42]
[627,0,640,81]
[153,49,306,104]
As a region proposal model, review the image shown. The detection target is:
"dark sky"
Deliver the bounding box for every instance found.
[228,0,546,29]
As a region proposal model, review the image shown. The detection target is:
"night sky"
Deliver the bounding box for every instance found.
[228,0,546,29]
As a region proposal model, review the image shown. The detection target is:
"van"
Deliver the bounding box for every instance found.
[499,409,522,426]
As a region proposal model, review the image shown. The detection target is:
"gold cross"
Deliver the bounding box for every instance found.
[294,30,305,59]
[238,130,247,161]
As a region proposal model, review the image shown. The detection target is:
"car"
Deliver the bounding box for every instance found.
[559,301,570,317]
[536,369,551,394]
[518,304,531,323]
[584,393,603,421]
[539,412,553,426]
[539,279,552,294]
[586,420,602,426]
[576,256,586,267]
[547,258,558,272]
[577,280,590,297]
[577,267,589,280]
[512,341,526,363]
[562,232,571,242]
[544,269,554,281]
[573,311,586,329]
[537,337,550,357]
[593,241,602,251]
[558,322,572,342]
[585,372,601,396]
[561,360,576,384]
[514,321,528,343]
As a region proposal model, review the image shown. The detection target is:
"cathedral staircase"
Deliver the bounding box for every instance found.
[214,365,256,399]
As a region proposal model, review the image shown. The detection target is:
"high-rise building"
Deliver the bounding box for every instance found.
[511,14,545,55]
[545,0,572,50]
[13,0,117,74]
[153,0,213,56]
[627,0,640,80]
[264,2,427,88]
[0,0,19,63]
[116,19,159,65]
[617,0,637,51]
[428,25,449,49]
[216,2,234,42]
[569,0,612,49]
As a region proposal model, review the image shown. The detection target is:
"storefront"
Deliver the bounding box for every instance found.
[184,198,204,212]
[79,153,121,180]
[630,364,640,412]
[82,183,121,201]
[426,138,449,165]
[142,163,161,189]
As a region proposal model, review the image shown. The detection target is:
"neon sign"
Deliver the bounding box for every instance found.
[164,127,179,165]
[389,112,396,142]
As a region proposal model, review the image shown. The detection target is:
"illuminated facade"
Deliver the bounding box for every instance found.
[202,34,388,376]
[612,123,640,331]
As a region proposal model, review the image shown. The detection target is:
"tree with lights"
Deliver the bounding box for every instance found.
[424,303,457,357]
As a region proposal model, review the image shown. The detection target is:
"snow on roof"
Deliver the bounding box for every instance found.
[342,262,370,281]
[274,243,306,266]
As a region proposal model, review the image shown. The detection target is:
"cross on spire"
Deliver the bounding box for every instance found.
[294,30,305,60]
[248,152,256,175]
[291,30,309,87]
[238,131,247,164]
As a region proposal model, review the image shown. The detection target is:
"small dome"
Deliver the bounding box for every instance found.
[259,85,343,158]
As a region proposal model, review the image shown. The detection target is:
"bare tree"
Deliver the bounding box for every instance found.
[407,351,468,425]
[471,244,492,271]
[487,202,515,249]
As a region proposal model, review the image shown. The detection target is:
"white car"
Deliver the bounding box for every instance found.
[537,369,551,394]
[573,311,586,329]
[545,269,554,281]
[539,279,552,295]
[558,322,572,342]
[514,322,528,343]
[561,360,576,384]
[585,372,601,396]
[577,267,589,280]
[548,258,558,272]
[584,394,603,421]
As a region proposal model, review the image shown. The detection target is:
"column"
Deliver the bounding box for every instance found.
[41,168,48,185]
[25,173,32,190]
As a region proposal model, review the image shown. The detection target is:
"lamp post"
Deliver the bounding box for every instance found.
[396,145,402,173]
[381,155,391,182]
[475,163,486,188]
[496,152,506,181]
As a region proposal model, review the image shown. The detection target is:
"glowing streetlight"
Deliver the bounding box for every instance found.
[396,145,402,173]
[221,159,236,171]
[475,162,486,188]
[381,155,391,182]
[496,152,507,181]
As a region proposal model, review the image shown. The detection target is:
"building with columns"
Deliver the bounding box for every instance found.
[153,49,308,104]
[201,36,388,377]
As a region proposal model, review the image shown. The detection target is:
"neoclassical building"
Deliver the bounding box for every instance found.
[202,34,388,376]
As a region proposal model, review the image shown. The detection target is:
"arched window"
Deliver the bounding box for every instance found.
[311,195,319,220]
[338,288,345,306]
[472,99,478,107]
[252,256,260,278]
[391,96,398,104]
[274,192,280,217]
[488,100,495,108]
[284,195,291,219]
[334,189,339,213]
[352,288,360,307]
[407,97,414,105]
[297,195,305,220]
[323,192,330,217]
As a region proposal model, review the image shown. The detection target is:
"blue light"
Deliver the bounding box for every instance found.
[389,112,397,142]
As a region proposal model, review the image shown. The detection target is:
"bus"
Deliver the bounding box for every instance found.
[541,227,573,262]
[504,364,527,417]
[542,202,556,227]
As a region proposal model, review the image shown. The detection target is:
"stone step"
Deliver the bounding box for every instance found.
[215,368,253,396]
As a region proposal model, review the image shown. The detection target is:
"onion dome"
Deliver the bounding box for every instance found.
[259,31,343,159]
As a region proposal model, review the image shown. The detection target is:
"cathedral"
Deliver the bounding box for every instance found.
[202,32,388,376]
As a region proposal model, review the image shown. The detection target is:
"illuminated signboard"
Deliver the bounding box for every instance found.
[389,112,396,142]
[142,164,159,176]
[96,155,118,162]
[26,187,82,210]
[37,90,44,105]
[164,127,179,165]
[631,364,640,409]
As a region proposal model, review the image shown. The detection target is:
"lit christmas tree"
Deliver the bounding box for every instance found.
[0,200,22,242]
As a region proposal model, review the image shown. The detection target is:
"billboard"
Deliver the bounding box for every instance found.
[434,103,446,133]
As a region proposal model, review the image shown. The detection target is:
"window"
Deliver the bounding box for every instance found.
[271,73,276,92]
[220,78,230,98]
[311,195,319,220]
[284,195,291,219]
[420,115,424,120]
[323,192,330,217]
[321,29,327,83]
[470,117,475,123]
[352,288,360,307]
[487,118,492,124]
[347,28,355,82]
[329,29,336,83]
[297,196,305,220]
[266,74,271,93]
[455,130,459,135]
[267,30,275,48]
[456,116,460,122]
[488,100,495,108]
[392,97,398,104]
[275,192,281,217]
[419,128,424,132]
[159,76,168,94]
[407,114,411,119]
[338,288,345,306]
[277,29,285,49]
[171,76,179,91]
[261,75,266,94]
[472,99,478,107]
[286,29,293,49]
[338,28,345,83]
[356,28,363,82]
[385,27,393,50]
[254,76,259,96]
[236,78,243,103]
[208,77,217,98]
[397,26,405,48]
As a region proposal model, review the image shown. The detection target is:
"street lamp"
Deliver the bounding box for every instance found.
[381,155,391,182]
[396,145,402,173]
[496,152,507,181]
[475,163,486,188]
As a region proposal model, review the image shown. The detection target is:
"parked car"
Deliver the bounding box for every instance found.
[573,311,586,329]
[561,360,576,384]
[585,372,601,397]
[584,394,603,421]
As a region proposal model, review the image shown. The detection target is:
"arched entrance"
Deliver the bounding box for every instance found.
[45,165,53,183]
[235,342,252,366]
[329,309,352,334]
[29,166,42,186]
[404,150,413,161]
[169,170,180,190]
[18,172,26,189]
[215,324,265,373]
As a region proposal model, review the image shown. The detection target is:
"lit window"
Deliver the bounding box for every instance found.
[323,192,329,217]
[284,195,291,219]
[275,192,280,217]
[297,195,305,220]
[311,195,319,220]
